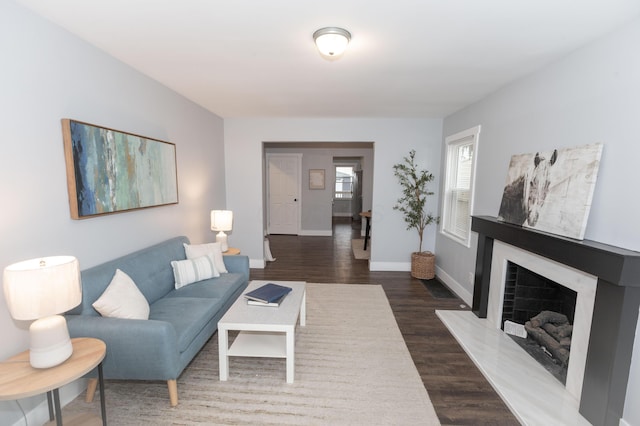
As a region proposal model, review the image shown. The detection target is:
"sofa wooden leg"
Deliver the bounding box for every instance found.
[85,378,98,403]
[168,380,178,407]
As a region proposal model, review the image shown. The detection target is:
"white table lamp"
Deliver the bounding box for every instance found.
[3,256,82,368]
[211,210,233,252]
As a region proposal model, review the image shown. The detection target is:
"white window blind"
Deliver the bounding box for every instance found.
[442,126,480,247]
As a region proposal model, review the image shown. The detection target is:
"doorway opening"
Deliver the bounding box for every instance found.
[332,159,361,221]
[262,142,374,240]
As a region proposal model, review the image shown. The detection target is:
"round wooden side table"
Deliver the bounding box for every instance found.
[0,337,107,425]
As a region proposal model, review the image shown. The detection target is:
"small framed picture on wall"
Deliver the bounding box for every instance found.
[309,169,325,190]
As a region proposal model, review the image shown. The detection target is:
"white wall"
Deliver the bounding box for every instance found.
[0,2,226,424]
[437,17,640,425]
[225,118,442,270]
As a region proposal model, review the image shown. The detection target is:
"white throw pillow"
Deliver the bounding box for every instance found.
[92,269,150,320]
[183,242,228,273]
[171,255,220,289]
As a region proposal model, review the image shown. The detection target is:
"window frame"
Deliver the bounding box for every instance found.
[334,165,355,200]
[440,125,481,247]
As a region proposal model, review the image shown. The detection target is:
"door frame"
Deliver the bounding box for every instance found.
[266,153,302,235]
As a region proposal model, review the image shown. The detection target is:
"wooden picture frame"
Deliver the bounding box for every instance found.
[309,169,325,190]
[62,119,178,219]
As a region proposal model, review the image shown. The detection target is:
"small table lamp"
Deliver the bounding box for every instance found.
[211,210,233,252]
[3,256,82,368]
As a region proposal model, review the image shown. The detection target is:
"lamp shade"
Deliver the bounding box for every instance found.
[3,256,81,320]
[313,27,351,57]
[211,210,233,232]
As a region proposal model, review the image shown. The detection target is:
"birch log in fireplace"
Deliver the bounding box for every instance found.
[471,215,640,426]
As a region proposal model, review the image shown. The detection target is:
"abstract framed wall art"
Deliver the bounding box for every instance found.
[497,142,603,240]
[62,119,178,219]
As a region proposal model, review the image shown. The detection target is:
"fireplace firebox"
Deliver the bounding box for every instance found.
[502,262,578,384]
[502,261,577,327]
[471,215,640,426]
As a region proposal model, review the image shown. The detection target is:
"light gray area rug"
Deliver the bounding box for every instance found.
[65,283,439,425]
[351,239,370,260]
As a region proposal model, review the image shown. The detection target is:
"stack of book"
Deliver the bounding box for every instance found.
[244,283,292,307]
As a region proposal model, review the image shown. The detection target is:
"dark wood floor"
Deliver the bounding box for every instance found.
[251,218,519,425]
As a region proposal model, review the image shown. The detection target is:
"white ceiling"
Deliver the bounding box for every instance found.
[15,0,640,118]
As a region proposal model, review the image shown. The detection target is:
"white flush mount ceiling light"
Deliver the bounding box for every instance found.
[313,27,351,57]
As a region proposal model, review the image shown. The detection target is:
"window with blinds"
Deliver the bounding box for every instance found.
[442,126,480,247]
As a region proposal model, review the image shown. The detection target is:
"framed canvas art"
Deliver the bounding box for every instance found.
[497,143,603,240]
[309,169,325,189]
[62,119,178,219]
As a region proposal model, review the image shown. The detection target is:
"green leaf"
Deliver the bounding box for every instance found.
[392,150,440,252]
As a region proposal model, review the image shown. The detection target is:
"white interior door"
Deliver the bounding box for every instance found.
[267,154,301,235]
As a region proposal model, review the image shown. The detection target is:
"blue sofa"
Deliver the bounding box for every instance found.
[65,236,249,406]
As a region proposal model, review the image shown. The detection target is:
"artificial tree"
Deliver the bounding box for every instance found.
[393,149,440,279]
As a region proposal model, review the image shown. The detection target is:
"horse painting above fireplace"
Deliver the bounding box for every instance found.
[497,143,603,240]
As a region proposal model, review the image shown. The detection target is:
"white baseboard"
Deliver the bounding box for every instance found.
[369,262,473,307]
[250,258,265,269]
[298,230,333,236]
[369,261,410,272]
[435,266,473,307]
[618,419,633,426]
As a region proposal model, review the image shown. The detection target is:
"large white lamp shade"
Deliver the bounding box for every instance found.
[211,210,233,252]
[3,256,82,368]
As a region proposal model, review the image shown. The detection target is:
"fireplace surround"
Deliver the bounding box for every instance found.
[486,239,597,404]
[471,216,640,426]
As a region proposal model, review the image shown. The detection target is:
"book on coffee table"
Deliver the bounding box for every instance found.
[244,283,292,304]
[247,294,288,307]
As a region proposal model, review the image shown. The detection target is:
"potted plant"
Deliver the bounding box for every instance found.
[393,150,440,279]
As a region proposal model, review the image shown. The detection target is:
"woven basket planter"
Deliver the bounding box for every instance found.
[411,251,435,280]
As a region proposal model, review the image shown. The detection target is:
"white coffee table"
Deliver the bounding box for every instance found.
[218,280,306,383]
